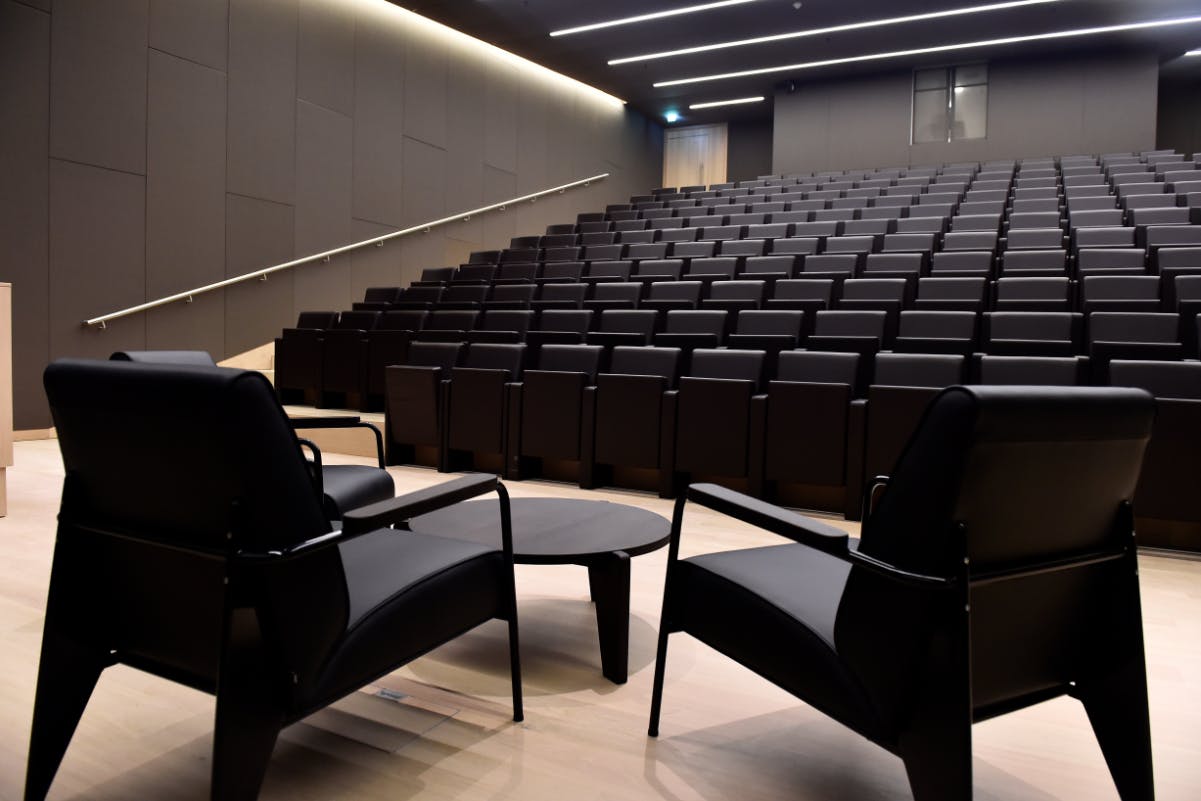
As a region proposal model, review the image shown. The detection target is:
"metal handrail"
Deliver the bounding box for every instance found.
[84,172,610,328]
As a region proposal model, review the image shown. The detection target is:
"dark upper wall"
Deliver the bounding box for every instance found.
[0,0,662,429]
[1157,76,1201,158]
[772,52,1159,174]
[726,119,774,183]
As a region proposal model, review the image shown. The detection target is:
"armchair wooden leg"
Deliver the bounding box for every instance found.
[24,632,107,801]
[211,608,284,801]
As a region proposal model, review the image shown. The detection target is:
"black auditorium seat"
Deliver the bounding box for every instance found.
[364,309,428,411]
[274,311,338,405]
[585,346,683,496]
[983,312,1083,357]
[650,386,1155,801]
[1109,359,1201,551]
[1087,312,1184,384]
[672,349,767,497]
[763,351,862,517]
[510,344,604,483]
[384,342,465,468]
[444,343,527,474]
[31,359,522,801]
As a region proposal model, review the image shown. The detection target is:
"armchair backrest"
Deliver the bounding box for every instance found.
[46,359,331,554]
[111,350,217,366]
[860,386,1153,576]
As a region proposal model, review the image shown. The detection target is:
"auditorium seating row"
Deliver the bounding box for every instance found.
[274,300,1201,408]
[270,151,1201,549]
[377,340,1199,545]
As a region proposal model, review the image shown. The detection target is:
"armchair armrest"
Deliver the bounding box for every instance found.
[342,473,500,536]
[683,483,950,588]
[686,483,848,556]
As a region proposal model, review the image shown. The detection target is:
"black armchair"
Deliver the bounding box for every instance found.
[650,386,1155,801]
[30,359,522,801]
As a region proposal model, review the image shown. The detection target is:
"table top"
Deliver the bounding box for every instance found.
[408,497,671,564]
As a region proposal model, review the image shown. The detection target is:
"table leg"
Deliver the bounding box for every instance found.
[588,550,631,684]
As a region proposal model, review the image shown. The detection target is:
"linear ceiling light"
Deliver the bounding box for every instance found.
[611,0,1060,65]
[1187,48,1201,56]
[654,15,1201,87]
[550,0,759,38]
[689,96,765,109]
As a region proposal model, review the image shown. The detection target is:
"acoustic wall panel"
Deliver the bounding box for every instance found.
[352,5,407,227]
[49,0,148,175]
[295,100,353,254]
[225,193,295,356]
[48,160,146,360]
[149,0,228,72]
[227,0,297,204]
[348,219,402,302]
[402,32,447,149]
[401,136,447,227]
[484,62,519,175]
[147,50,227,297]
[0,1,51,429]
[298,0,354,117]
[146,292,224,357]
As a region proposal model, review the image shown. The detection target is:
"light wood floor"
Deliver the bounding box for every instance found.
[2,439,1199,800]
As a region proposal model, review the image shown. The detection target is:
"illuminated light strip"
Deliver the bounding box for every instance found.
[689,96,765,109]
[653,15,1201,87]
[610,0,1060,65]
[550,0,759,37]
[360,1,625,106]
[1187,48,1201,55]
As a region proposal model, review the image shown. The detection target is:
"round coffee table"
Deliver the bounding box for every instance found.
[409,498,670,684]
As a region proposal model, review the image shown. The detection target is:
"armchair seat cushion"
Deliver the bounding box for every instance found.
[672,543,883,739]
[311,530,505,707]
[320,465,395,521]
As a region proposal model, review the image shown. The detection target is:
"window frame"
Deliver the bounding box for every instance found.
[910,63,989,145]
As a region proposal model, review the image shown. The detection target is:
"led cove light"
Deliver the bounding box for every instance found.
[551,0,758,37]
[610,0,1060,65]
[689,96,765,109]
[653,15,1201,87]
[360,1,625,106]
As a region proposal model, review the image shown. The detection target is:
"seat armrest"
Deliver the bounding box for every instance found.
[291,417,385,467]
[685,482,849,556]
[342,473,500,536]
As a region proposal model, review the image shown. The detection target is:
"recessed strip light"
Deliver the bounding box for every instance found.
[1187,48,1201,56]
[610,0,1060,65]
[551,0,759,38]
[653,15,1201,87]
[689,96,765,109]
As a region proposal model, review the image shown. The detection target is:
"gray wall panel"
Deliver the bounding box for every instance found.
[773,53,1159,174]
[227,0,297,204]
[0,1,51,428]
[146,51,226,297]
[402,32,447,148]
[146,292,224,355]
[297,0,354,116]
[351,6,406,226]
[225,193,295,356]
[13,0,662,425]
[485,62,519,175]
[48,160,146,360]
[295,100,353,253]
[401,137,447,227]
[149,0,227,71]
[1158,77,1201,157]
[49,0,148,175]
[349,219,402,300]
[727,118,773,182]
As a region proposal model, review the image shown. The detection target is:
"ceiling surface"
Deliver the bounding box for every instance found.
[405,0,1201,125]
